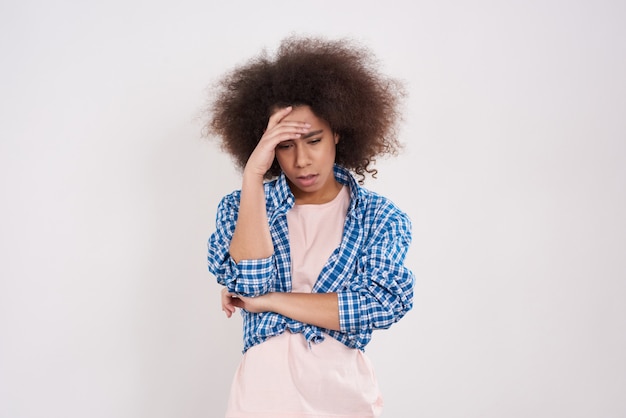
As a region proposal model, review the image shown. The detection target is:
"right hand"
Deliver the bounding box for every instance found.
[243,106,311,179]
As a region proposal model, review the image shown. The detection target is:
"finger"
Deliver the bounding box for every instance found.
[220,287,237,318]
[222,302,236,317]
[266,121,312,132]
[266,106,293,129]
[266,106,293,131]
[222,300,235,311]
[259,124,311,147]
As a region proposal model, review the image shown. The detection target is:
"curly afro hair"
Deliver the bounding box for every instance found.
[204,35,406,183]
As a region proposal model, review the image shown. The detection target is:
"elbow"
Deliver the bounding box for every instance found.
[227,255,276,297]
[208,251,276,297]
[339,291,411,333]
[366,292,414,331]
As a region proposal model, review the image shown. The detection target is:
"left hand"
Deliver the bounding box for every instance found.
[221,287,271,317]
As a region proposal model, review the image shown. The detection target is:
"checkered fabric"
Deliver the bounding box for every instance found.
[207,165,415,353]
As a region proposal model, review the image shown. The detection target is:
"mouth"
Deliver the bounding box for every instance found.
[295,174,318,187]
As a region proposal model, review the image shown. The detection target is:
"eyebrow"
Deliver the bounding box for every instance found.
[301,129,323,139]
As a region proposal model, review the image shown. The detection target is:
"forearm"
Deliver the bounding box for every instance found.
[266,292,340,331]
[229,173,273,263]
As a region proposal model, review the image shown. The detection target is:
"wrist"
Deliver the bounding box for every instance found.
[262,292,277,312]
[242,166,267,184]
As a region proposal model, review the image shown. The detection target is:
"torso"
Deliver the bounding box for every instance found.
[225,185,383,417]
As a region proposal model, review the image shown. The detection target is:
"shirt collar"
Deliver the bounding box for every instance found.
[268,165,364,217]
[270,171,295,210]
[333,165,364,218]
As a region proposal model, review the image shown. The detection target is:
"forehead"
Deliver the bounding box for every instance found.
[282,106,330,128]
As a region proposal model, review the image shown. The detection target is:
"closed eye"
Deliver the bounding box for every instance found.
[307,138,321,145]
[276,141,294,150]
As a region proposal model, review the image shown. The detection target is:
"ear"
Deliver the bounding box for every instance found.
[334,132,340,144]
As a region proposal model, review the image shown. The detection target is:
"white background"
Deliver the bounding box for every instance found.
[1,1,625,417]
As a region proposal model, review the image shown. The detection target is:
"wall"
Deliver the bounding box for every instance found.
[1,1,625,417]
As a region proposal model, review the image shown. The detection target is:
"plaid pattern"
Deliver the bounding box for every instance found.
[207,165,415,353]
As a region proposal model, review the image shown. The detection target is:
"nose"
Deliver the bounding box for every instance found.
[295,144,311,168]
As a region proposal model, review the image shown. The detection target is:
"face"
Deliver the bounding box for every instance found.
[275,105,341,204]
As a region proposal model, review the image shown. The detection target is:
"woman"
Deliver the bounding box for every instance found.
[205,35,415,417]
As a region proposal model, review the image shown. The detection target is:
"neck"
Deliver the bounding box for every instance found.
[290,179,342,205]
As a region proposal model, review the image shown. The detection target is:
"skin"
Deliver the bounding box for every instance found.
[274,106,342,205]
[222,105,342,331]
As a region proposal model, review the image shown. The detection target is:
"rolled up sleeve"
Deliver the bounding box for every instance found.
[207,193,276,296]
[337,208,415,337]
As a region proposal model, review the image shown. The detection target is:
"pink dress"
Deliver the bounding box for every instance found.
[225,186,383,418]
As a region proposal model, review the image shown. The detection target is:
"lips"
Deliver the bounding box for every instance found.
[296,174,318,188]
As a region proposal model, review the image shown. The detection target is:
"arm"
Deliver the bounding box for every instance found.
[208,194,276,295]
[229,106,310,262]
[336,204,415,336]
[207,107,311,294]
[228,173,273,263]
[221,288,340,330]
[220,201,414,336]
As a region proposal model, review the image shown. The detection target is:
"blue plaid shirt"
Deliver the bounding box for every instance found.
[207,165,415,353]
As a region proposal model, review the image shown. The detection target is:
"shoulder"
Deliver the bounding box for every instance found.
[217,189,241,210]
[358,186,409,219]
[337,164,412,232]
[356,187,412,237]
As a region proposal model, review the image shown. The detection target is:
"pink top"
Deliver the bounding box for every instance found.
[225,186,383,418]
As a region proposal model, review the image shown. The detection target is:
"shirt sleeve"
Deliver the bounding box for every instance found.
[207,192,277,296]
[336,203,415,335]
